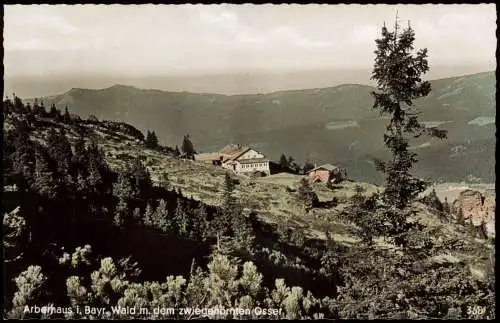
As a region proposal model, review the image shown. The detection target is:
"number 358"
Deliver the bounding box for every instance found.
[467,306,486,316]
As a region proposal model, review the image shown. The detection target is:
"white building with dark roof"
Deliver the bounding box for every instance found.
[195,144,271,176]
[222,146,270,176]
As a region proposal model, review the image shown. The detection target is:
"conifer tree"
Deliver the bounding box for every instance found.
[156,199,172,233]
[222,172,237,211]
[11,266,47,318]
[86,137,108,191]
[63,106,71,123]
[181,135,196,159]
[371,17,447,210]
[113,172,134,227]
[213,173,239,244]
[145,130,159,149]
[49,103,58,118]
[33,148,58,199]
[53,129,73,176]
[443,197,450,214]
[143,203,155,227]
[3,207,27,263]
[129,158,151,198]
[11,120,35,181]
[32,99,45,116]
[71,135,88,176]
[279,153,289,171]
[297,178,318,212]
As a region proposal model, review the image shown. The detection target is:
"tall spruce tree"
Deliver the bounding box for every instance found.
[371,17,447,210]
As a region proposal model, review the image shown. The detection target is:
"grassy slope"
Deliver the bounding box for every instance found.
[13,105,492,280]
[101,134,495,276]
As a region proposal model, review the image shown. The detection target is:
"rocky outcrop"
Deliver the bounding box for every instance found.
[451,189,495,238]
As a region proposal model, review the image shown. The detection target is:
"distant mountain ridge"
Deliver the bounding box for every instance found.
[30,71,495,184]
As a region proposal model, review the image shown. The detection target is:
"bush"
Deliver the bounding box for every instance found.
[297,178,319,212]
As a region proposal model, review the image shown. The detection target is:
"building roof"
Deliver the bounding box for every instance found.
[237,158,270,164]
[195,152,221,161]
[226,147,253,162]
[219,144,246,156]
[308,163,339,173]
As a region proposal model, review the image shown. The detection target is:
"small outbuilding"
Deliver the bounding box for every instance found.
[307,164,347,184]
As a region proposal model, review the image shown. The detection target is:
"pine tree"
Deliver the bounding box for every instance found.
[297,178,318,212]
[87,159,103,191]
[113,172,134,227]
[72,135,88,176]
[156,199,172,233]
[49,103,58,118]
[174,199,190,237]
[371,17,447,210]
[54,129,73,176]
[87,136,105,169]
[33,148,58,199]
[287,156,297,173]
[86,136,108,191]
[213,173,241,244]
[279,153,289,172]
[11,120,35,181]
[191,204,208,241]
[11,266,47,318]
[181,135,196,159]
[13,95,24,113]
[222,172,237,210]
[443,197,450,215]
[63,106,71,123]
[32,99,45,116]
[3,207,27,263]
[143,203,154,227]
[129,158,151,198]
[145,130,159,149]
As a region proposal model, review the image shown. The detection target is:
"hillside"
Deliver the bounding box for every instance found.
[32,71,496,185]
[3,99,495,319]
[4,99,493,250]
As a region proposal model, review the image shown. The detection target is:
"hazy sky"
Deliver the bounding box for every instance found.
[3,4,497,77]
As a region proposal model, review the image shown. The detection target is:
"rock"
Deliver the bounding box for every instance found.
[452,189,495,238]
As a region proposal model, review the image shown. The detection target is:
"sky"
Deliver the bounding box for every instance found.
[3,4,497,78]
